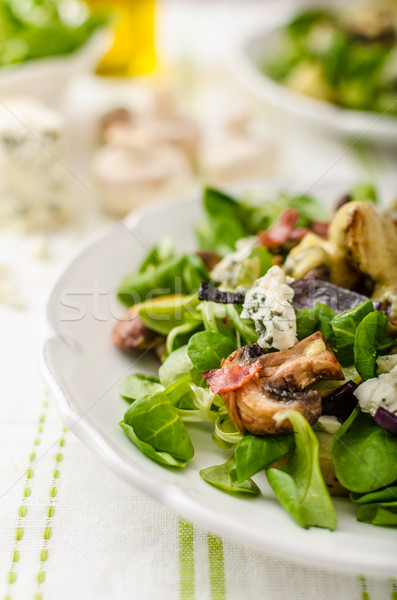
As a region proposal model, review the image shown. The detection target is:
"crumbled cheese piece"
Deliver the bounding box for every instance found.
[377,353,397,374]
[317,415,341,435]
[241,265,297,351]
[0,98,69,230]
[210,236,256,287]
[354,365,397,416]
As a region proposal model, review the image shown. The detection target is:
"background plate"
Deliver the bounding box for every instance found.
[235,25,397,145]
[42,182,397,576]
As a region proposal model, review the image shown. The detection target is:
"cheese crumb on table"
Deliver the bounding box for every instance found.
[0,97,69,231]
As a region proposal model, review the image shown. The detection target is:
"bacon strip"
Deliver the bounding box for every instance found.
[257,209,300,249]
[204,360,263,394]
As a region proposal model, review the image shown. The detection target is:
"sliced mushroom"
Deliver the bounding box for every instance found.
[112,305,164,352]
[221,332,344,435]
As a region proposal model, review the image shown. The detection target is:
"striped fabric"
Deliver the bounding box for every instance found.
[1,393,396,600]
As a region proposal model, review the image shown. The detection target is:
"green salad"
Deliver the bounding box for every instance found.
[0,0,108,67]
[113,184,397,530]
[262,1,397,114]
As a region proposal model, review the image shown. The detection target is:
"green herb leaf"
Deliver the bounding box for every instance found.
[354,311,394,380]
[138,294,201,336]
[187,331,236,371]
[356,505,397,526]
[118,255,208,307]
[200,458,260,496]
[350,486,397,504]
[119,422,187,468]
[267,410,337,530]
[120,373,164,404]
[159,345,205,388]
[122,392,194,462]
[331,408,397,493]
[230,434,295,483]
[330,300,374,366]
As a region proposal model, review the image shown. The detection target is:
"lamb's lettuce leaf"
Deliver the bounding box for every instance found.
[200,458,260,496]
[120,392,194,465]
[120,373,163,404]
[138,293,201,336]
[330,300,374,365]
[267,410,337,530]
[295,302,337,341]
[331,407,397,493]
[118,254,208,307]
[356,505,397,526]
[354,311,394,380]
[159,345,205,388]
[187,331,236,371]
[230,434,295,484]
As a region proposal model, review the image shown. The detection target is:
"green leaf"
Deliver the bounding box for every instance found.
[350,183,378,205]
[295,302,336,342]
[295,307,317,340]
[225,304,258,345]
[356,504,397,526]
[230,434,295,484]
[350,486,397,505]
[187,331,236,371]
[164,375,196,410]
[330,300,374,366]
[120,373,164,403]
[119,422,187,468]
[159,345,205,388]
[354,311,394,380]
[200,458,260,496]
[266,469,308,528]
[138,237,175,273]
[138,294,201,336]
[332,408,397,493]
[118,255,208,307]
[315,302,337,342]
[122,392,194,462]
[267,410,337,530]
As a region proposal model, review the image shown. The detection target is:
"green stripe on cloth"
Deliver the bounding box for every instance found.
[3,397,50,600]
[207,534,225,600]
[390,578,397,600]
[34,426,67,600]
[179,519,195,600]
[359,576,371,600]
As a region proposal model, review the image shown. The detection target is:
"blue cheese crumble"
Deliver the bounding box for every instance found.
[241,265,297,350]
[210,236,256,288]
[354,365,397,416]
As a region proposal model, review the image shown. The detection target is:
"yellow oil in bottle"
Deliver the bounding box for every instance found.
[86,0,156,76]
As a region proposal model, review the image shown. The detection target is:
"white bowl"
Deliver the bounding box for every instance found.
[235,25,397,145]
[0,29,112,106]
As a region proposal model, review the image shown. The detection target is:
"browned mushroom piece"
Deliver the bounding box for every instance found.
[112,305,164,352]
[221,332,344,435]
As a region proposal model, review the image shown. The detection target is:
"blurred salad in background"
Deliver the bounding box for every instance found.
[262,0,397,114]
[0,0,109,67]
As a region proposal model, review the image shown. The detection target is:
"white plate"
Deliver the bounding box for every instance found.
[42,183,397,577]
[235,25,397,145]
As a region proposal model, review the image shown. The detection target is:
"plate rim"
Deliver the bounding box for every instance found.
[41,191,397,577]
